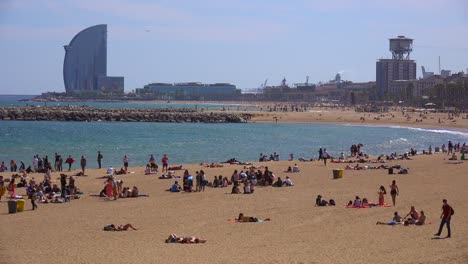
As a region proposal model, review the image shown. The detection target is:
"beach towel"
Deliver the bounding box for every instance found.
[379,203,392,207]
[345,205,369,209]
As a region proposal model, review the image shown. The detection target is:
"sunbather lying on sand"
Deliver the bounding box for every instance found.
[103,224,138,231]
[165,234,206,243]
[236,213,270,222]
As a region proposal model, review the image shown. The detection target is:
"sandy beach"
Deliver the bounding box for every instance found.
[1,153,467,264]
[245,107,468,129]
[137,100,468,129]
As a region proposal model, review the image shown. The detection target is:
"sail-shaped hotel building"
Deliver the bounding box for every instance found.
[63,24,124,94]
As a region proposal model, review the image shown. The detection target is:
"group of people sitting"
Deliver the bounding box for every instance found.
[285,164,300,173]
[99,176,140,199]
[347,196,378,208]
[315,195,336,206]
[376,207,426,226]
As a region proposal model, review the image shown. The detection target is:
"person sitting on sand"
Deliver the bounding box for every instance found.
[243,181,251,194]
[273,177,283,187]
[353,196,362,207]
[404,210,426,226]
[131,186,139,197]
[448,153,458,160]
[231,182,241,194]
[315,195,329,206]
[103,224,138,231]
[165,234,206,243]
[145,164,152,175]
[362,198,370,207]
[213,176,220,188]
[283,176,293,186]
[107,166,115,175]
[293,164,300,172]
[414,211,426,225]
[404,206,419,223]
[170,181,181,192]
[376,211,403,225]
[285,166,292,172]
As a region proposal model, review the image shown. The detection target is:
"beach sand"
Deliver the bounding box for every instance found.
[1,154,467,264]
[246,108,468,129]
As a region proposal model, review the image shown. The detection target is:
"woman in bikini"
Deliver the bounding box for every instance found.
[389,180,399,206]
[378,185,387,206]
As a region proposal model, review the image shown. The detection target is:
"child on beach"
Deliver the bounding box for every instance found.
[378,185,387,206]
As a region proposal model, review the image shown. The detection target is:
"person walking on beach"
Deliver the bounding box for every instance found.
[80,156,87,175]
[65,155,74,171]
[33,155,39,172]
[123,155,129,173]
[58,155,63,172]
[322,149,329,166]
[389,180,399,206]
[97,151,103,169]
[434,199,453,238]
[29,187,38,210]
[448,141,454,155]
[318,148,323,161]
[162,154,168,173]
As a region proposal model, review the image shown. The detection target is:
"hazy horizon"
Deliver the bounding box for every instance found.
[1,0,468,95]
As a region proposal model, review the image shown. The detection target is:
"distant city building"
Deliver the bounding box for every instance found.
[63,24,124,94]
[441,69,451,77]
[421,66,434,79]
[376,36,417,99]
[136,82,241,99]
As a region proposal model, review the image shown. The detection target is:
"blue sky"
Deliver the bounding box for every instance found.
[1,0,467,94]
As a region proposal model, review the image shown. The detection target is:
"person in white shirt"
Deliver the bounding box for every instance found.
[107,166,115,175]
[284,176,293,186]
[292,164,300,172]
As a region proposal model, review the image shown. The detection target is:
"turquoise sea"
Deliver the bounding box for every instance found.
[1,120,467,169]
[0,94,248,110]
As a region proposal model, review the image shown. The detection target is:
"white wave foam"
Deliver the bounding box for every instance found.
[389,138,408,143]
[343,123,468,138]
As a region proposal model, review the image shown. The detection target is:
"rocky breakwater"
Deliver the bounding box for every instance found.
[0,106,254,123]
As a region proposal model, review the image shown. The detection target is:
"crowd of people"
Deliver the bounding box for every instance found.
[0,140,460,242]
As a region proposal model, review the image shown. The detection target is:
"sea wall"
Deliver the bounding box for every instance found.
[0,106,253,123]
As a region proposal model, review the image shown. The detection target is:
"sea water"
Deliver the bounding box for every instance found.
[0,121,467,168]
[0,94,249,110]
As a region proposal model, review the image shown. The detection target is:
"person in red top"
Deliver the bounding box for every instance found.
[161,154,168,173]
[434,199,453,238]
[65,155,74,171]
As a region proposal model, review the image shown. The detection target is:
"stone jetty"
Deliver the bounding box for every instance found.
[0,106,254,123]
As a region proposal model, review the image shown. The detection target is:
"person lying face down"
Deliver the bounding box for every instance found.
[165,234,206,243]
[103,224,137,231]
